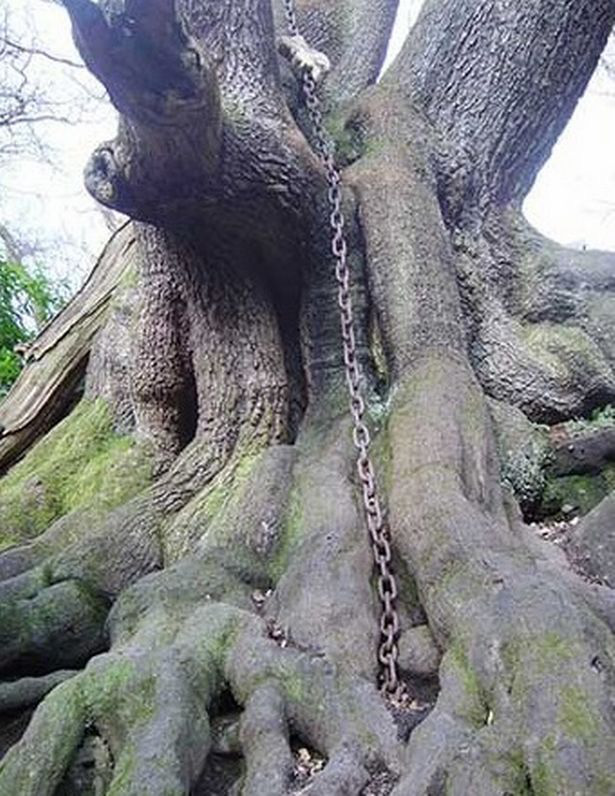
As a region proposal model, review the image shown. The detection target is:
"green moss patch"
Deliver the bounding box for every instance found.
[82,660,156,728]
[563,404,615,436]
[520,324,610,381]
[558,685,600,743]
[268,486,303,583]
[0,399,152,550]
[325,112,366,166]
[445,644,488,727]
[540,465,615,517]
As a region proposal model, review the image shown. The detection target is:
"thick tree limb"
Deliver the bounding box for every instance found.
[493,210,615,321]
[62,0,222,217]
[185,0,280,97]
[0,224,135,474]
[346,94,465,378]
[60,0,326,266]
[386,0,615,219]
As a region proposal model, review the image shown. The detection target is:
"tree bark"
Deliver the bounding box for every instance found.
[388,0,615,221]
[1,1,614,794]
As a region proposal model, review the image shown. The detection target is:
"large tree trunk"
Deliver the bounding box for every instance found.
[1,1,615,793]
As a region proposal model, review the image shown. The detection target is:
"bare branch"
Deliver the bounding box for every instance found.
[0,113,74,126]
[2,35,84,69]
[0,0,105,166]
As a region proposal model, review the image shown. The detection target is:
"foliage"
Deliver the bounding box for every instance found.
[0,256,67,397]
[564,404,615,436]
[540,466,615,518]
[501,437,553,514]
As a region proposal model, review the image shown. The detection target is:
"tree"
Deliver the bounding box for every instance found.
[0,0,119,292]
[0,0,615,793]
[0,0,87,160]
[0,255,67,397]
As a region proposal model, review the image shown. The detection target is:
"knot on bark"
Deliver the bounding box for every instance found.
[85,145,132,213]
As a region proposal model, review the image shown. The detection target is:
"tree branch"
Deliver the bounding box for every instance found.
[497,210,615,312]
[453,208,615,420]
[61,0,223,217]
[1,36,84,69]
[386,0,615,221]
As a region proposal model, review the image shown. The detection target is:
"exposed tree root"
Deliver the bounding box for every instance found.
[2,366,613,794]
[0,671,78,714]
[567,493,615,588]
[0,553,402,796]
[0,577,108,675]
[386,357,615,794]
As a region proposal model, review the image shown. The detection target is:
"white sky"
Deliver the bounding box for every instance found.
[2,0,614,289]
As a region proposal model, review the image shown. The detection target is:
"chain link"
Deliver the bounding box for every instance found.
[283,0,404,700]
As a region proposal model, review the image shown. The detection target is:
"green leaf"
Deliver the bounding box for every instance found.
[0,257,68,397]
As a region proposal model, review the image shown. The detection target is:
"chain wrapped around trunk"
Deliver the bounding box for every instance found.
[282,0,404,700]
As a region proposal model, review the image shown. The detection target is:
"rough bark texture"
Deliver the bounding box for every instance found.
[1,1,615,794]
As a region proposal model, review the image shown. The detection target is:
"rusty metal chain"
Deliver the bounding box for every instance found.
[282,0,404,700]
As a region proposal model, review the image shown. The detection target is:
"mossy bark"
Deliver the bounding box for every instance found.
[1,1,615,794]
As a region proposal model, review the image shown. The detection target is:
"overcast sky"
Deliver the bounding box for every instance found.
[3,0,614,288]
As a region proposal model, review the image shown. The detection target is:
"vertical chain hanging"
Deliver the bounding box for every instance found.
[282,0,404,700]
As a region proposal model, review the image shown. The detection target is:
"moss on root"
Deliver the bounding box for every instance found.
[163,447,265,564]
[445,644,488,728]
[267,486,303,583]
[529,733,614,796]
[0,678,85,794]
[0,399,153,551]
[520,323,611,382]
[540,465,615,517]
[558,685,600,743]
[324,112,365,166]
[197,452,262,531]
[81,660,157,730]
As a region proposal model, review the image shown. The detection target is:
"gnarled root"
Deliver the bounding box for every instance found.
[456,210,615,423]
[388,356,615,794]
[1,369,614,795]
[0,556,400,796]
